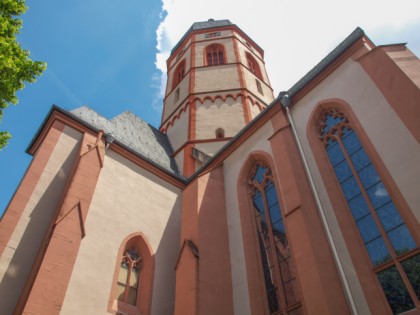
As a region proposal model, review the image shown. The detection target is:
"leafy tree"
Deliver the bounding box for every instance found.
[0,0,46,149]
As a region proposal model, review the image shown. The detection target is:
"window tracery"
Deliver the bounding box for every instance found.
[172,60,186,90]
[319,108,420,314]
[248,162,302,314]
[206,44,225,66]
[246,53,262,79]
[116,246,143,306]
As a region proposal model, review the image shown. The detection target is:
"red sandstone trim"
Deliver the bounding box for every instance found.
[189,35,196,95]
[270,113,349,314]
[241,94,252,124]
[172,137,233,158]
[196,167,234,314]
[182,143,195,177]
[357,44,420,143]
[0,121,65,256]
[168,26,264,65]
[174,179,199,315]
[19,131,105,314]
[188,99,196,141]
[161,91,267,132]
[31,111,184,189]
[233,32,246,89]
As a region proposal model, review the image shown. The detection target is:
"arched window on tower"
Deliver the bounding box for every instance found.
[248,162,302,314]
[246,52,262,79]
[172,59,186,90]
[319,108,420,315]
[205,44,225,66]
[215,127,225,138]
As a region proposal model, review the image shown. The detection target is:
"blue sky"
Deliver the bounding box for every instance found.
[1,0,420,215]
[0,0,165,215]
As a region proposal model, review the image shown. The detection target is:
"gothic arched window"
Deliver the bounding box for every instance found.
[246,53,262,79]
[206,44,225,66]
[116,246,142,305]
[319,108,420,315]
[172,59,186,90]
[248,162,302,314]
[109,234,154,315]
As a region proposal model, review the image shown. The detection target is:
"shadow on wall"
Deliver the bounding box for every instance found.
[0,143,80,315]
[151,193,182,315]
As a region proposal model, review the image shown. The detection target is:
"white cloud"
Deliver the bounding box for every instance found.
[374,185,389,198]
[155,0,420,99]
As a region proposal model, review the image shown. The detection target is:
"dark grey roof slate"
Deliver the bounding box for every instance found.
[70,106,180,175]
[191,19,233,31]
[287,27,366,97]
[171,19,233,54]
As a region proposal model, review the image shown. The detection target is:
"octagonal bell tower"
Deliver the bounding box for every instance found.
[160,19,274,176]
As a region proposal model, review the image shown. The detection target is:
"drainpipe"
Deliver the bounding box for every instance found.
[279,92,358,315]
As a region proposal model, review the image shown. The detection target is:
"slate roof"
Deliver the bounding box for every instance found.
[171,19,233,54]
[69,106,181,176]
[171,19,263,55]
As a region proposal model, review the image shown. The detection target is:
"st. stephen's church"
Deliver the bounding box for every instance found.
[1,19,420,315]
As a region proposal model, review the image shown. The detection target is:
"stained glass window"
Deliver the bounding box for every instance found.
[249,162,302,314]
[116,246,142,306]
[319,108,420,314]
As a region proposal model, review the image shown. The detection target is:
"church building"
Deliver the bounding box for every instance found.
[1,19,420,315]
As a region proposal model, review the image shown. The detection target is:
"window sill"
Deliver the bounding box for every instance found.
[111,300,142,315]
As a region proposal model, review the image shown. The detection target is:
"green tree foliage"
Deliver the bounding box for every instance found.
[0,0,46,149]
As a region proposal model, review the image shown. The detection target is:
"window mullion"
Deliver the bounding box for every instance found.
[337,135,420,308]
[261,179,287,314]
[124,259,132,303]
[336,136,397,261]
[395,259,420,308]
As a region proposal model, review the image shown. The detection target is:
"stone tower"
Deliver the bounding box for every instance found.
[160,19,274,176]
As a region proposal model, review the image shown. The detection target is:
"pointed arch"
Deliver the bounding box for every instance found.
[108,233,155,315]
[237,151,303,314]
[246,52,262,79]
[172,59,186,90]
[205,44,226,66]
[307,99,420,314]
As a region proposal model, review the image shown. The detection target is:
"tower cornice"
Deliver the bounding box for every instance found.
[168,20,264,66]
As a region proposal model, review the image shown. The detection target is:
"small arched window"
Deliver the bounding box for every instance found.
[319,108,420,314]
[116,246,142,305]
[206,44,225,66]
[215,127,225,138]
[246,53,262,79]
[109,234,154,315]
[248,162,302,314]
[172,59,186,90]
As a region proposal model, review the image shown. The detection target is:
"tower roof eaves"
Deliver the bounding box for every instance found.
[170,19,263,56]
